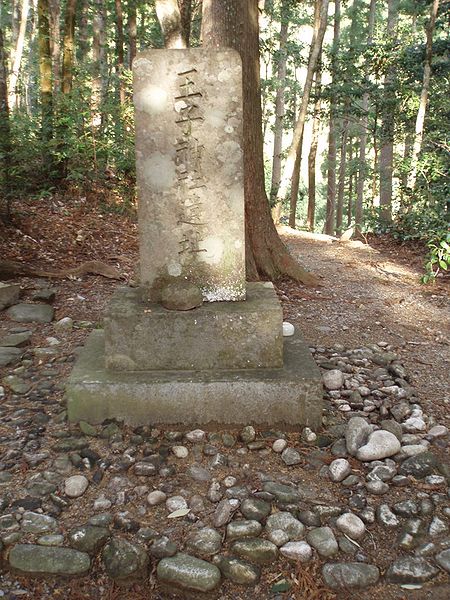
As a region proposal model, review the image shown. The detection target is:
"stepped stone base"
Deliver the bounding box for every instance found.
[66,330,323,428]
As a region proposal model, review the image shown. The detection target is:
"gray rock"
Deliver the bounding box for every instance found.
[150,536,178,558]
[429,516,448,536]
[385,557,439,584]
[166,495,188,513]
[323,369,344,390]
[37,534,64,546]
[3,375,30,394]
[281,447,302,466]
[214,499,235,527]
[134,462,157,477]
[306,527,338,557]
[357,430,401,461]
[392,500,419,517]
[376,504,400,527]
[213,555,260,585]
[102,538,148,580]
[160,281,203,311]
[187,464,211,482]
[435,548,450,572]
[186,528,222,557]
[336,513,365,540]
[262,481,299,504]
[366,479,389,495]
[390,401,411,422]
[147,490,167,506]
[64,475,89,498]
[399,452,438,479]
[368,463,397,482]
[279,541,312,562]
[7,303,54,323]
[272,439,288,453]
[240,425,256,443]
[266,512,305,540]
[345,417,372,455]
[322,563,380,589]
[0,346,22,367]
[0,282,20,310]
[54,316,73,330]
[231,538,278,565]
[227,519,262,541]
[68,525,109,554]
[0,331,31,347]
[9,544,90,575]
[240,498,271,522]
[380,419,403,442]
[21,512,57,534]
[157,553,221,592]
[328,458,351,482]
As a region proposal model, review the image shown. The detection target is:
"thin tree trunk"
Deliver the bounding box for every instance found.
[307,65,322,232]
[48,0,60,95]
[8,0,30,110]
[336,114,348,234]
[38,0,53,172]
[61,0,77,94]
[0,26,12,221]
[178,0,192,47]
[92,0,106,126]
[156,0,186,48]
[201,0,318,285]
[407,0,439,190]
[285,0,330,228]
[355,0,376,234]
[78,0,90,62]
[128,0,137,68]
[379,0,398,223]
[347,141,354,227]
[115,0,126,104]
[324,0,340,235]
[270,0,289,223]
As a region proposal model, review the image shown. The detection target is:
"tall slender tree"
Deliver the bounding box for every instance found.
[0,26,12,221]
[38,0,53,171]
[8,0,30,110]
[155,0,186,48]
[61,0,77,95]
[115,0,126,104]
[307,64,322,231]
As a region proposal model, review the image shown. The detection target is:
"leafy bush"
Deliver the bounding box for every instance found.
[422,230,450,283]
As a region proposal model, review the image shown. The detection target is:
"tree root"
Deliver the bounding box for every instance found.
[0,260,122,281]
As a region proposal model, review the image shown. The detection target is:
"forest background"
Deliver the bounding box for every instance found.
[0,0,448,283]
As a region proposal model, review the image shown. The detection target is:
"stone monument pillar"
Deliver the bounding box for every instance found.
[66,49,322,428]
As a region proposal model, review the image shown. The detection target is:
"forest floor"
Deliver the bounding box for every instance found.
[0,195,449,600]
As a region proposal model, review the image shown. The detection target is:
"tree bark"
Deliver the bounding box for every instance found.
[324,0,340,235]
[128,0,137,68]
[48,0,60,95]
[38,0,53,172]
[155,0,186,48]
[307,65,322,231]
[178,0,192,47]
[379,0,398,223]
[92,0,107,131]
[270,0,289,222]
[285,0,330,228]
[78,0,90,62]
[201,0,318,285]
[0,26,12,221]
[336,113,348,234]
[355,0,376,234]
[8,0,30,110]
[115,0,126,104]
[61,0,77,95]
[407,0,439,190]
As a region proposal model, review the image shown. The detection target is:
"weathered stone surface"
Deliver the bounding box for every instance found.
[399,452,438,479]
[227,520,262,541]
[157,553,221,592]
[322,563,380,589]
[262,482,300,504]
[323,369,344,390]
[64,475,89,498]
[335,513,365,540]
[104,284,283,371]
[213,555,260,585]
[266,512,305,540]
[279,541,312,562]
[102,538,148,580]
[68,526,110,554]
[231,538,278,565]
[328,458,352,482]
[385,557,439,584]
[9,544,90,576]
[0,347,23,367]
[435,549,450,573]
[7,303,54,323]
[356,430,401,461]
[160,280,203,311]
[306,527,338,557]
[186,528,222,556]
[0,331,31,347]
[21,512,57,534]
[345,417,372,455]
[67,330,323,428]
[0,282,20,310]
[133,48,245,302]
[240,498,271,522]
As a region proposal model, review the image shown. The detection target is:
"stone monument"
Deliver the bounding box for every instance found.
[67,48,322,428]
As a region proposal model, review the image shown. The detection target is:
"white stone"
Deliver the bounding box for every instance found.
[166,495,188,512]
[356,430,401,461]
[427,425,448,439]
[282,322,295,337]
[268,529,290,547]
[272,439,288,453]
[403,417,426,432]
[147,490,167,506]
[323,369,345,391]
[94,496,112,511]
[223,476,237,488]
[336,512,366,540]
[185,429,206,443]
[172,445,189,458]
[280,541,312,562]
[301,427,317,443]
[400,444,428,458]
[64,475,89,498]
[329,459,352,483]
[54,317,73,330]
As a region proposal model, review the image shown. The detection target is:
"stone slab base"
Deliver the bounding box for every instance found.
[67,331,323,429]
[104,282,283,371]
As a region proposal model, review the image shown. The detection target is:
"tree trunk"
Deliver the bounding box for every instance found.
[379,0,398,223]
[78,0,90,62]
[201,0,318,285]
[38,0,53,172]
[355,0,376,234]
[61,0,77,95]
[155,0,186,48]
[347,141,354,227]
[0,26,12,221]
[307,65,322,232]
[8,0,30,110]
[407,0,439,190]
[178,0,192,47]
[284,0,330,228]
[270,0,289,223]
[115,0,126,104]
[128,0,137,68]
[336,114,348,234]
[324,0,340,235]
[92,0,106,131]
[48,0,60,95]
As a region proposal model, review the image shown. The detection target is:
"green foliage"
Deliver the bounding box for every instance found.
[422,230,450,283]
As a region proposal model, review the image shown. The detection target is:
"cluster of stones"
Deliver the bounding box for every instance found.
[0,295,449,597]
